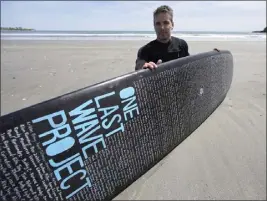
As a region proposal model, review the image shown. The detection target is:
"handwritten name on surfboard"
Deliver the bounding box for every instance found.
[31,86,140,199]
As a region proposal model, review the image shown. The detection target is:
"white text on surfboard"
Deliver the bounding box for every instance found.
[31,86,140,199]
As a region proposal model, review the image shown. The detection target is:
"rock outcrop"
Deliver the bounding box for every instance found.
[253,27,266,33]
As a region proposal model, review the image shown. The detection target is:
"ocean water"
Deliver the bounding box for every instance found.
[1,30,266,41]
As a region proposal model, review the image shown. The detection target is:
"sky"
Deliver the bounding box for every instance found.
[1,1,266,32]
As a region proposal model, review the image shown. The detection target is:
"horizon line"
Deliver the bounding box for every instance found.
[1,29,256,33]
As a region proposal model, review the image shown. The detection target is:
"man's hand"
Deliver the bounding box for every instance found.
[142,59,162,70]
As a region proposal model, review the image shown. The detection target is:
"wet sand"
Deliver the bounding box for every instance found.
[1,40,266,200]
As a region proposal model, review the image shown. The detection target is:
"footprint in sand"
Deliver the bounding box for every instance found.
[223,97,233,108]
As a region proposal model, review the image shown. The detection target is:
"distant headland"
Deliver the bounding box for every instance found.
[252,27,266,33]
[1,27,35,31]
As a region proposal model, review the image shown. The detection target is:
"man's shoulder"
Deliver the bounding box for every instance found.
[137,40,157,53]
[171,36,188,47]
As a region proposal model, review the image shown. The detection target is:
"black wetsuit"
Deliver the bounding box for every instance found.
[135,36,190,70]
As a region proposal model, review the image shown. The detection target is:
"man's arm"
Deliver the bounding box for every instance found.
[184,41,190,56]
[135,46,159,70]
[135,48,147,70]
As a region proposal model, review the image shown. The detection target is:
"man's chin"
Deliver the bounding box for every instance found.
[157,37,170,43]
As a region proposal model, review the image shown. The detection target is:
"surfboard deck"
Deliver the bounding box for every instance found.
[0,50,233,201]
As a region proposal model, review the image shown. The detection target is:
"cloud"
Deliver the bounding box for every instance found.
[1,1,266,31]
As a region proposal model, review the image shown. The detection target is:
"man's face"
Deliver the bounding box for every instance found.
[154,12,174,42]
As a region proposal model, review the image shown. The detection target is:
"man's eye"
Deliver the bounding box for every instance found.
[164,21,169,25]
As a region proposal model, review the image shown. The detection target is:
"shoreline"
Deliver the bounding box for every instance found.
[1,30,266,42]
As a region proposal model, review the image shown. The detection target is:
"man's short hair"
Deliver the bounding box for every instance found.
[153,5,173,22]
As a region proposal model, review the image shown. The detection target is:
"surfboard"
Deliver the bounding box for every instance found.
[0,50,233,201]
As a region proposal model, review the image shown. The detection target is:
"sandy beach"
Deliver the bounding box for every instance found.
[1,40,266,200]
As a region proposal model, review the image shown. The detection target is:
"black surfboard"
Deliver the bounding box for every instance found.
[0,50,233,201]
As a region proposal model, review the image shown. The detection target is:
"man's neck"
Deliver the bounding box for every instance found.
[156,36,172,44]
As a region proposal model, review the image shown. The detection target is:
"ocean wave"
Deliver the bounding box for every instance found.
[1,33,155,37]
[1,32,265,41]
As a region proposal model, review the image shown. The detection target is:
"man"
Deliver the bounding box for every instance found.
[135,5,218,70]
